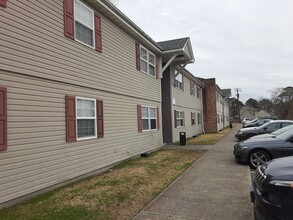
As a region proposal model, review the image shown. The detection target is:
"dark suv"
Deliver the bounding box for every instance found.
[251,156,293,219]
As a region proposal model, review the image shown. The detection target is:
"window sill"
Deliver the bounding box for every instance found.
[77,135,97,141]
[142,129,158,132]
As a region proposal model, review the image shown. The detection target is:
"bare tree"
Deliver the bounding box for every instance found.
[271,87,293,119]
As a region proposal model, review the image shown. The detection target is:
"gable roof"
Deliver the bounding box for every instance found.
[157,37,190,51]
[157,37,195,65]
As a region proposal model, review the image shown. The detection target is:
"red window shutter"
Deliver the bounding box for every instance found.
[63,0,74,39]
[0,87,7,151]
[137,104,142,133]
[174,110,177,128]
[96,100,104,138]
[65,96,76,142]
[156,56,159,79]
[135,42,140,71]
[95,15,102,52]
[157,107,160,130]
[0,0,7,8]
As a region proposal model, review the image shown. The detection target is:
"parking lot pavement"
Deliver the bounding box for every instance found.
[133,124,253,220]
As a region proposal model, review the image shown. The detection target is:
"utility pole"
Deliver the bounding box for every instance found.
[234,88,242,123]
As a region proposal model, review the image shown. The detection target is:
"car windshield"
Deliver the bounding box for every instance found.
[275,128,293,139]
[272,124,293,135]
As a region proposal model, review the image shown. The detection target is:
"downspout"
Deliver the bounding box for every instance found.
[222,99,225,129]
[201,85,205,134]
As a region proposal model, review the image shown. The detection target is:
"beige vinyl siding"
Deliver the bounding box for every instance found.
[172,76,203,142]
[172,107,202,143]
[173,76,202,111]
[0,0,160,103]
[0,70,162,204]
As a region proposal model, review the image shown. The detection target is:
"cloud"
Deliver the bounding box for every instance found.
[117,0,293,102]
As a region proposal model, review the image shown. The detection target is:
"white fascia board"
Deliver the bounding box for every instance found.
[183,39,195,63]
[95,0,162,53]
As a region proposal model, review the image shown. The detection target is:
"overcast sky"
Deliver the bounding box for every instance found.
[116,0,293,103]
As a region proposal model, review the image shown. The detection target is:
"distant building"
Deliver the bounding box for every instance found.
[199,78,230,133]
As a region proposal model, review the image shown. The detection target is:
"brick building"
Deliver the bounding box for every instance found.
[200,78,230,133]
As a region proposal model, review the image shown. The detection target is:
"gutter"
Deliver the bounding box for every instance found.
[95,0,162,53]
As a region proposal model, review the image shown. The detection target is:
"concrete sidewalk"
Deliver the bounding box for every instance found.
[133,124,253,220]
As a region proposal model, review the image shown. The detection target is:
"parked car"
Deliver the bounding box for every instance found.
[243,117,258,127]
[250,124,293,140]
[243,118,271,128]
[251,156,293,219]
[242,117,253,125]
[235,120,293,141]
[234,128,293,169]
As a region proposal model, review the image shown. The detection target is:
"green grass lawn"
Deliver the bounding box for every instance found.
[0,149,205,220]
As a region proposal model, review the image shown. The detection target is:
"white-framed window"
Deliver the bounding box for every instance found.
[197,86,201,98]
[190,82,195,96]
[140,46,155,76]
[191,112,196,126]
[175,72,183,89]
[76,97,97,140]
[176,110,184,127]
[197,113,201,125]
[74,0,95,48]
[142,106,157,131]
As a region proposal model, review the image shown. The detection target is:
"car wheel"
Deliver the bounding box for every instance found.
[248,150,271,169]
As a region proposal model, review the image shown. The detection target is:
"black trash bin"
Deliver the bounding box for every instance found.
[179,132,186,145]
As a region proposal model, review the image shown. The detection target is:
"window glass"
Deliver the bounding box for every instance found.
[75,0,93,27]
[142,119,149,130]
[282,122,293,127]
[175,73,183,89]
[266,123,280,129]
[149,54,155,64]
[175,73,182,82]
[77,119,95,138]
[77,99,95,117]
[150,119,156,129]
[74,0,94,47]
[150,108,156,117]
[176,110,184,127]
[142,106,149,117]
[140,48,148,60]
[190,82,195,96]
[142,106,157,131]
[76,98,96,139]
[191,112,195,125]
[149,65,155,76]
[140,60,148,72]
[75,22,93,47]
[139,46,156,76]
